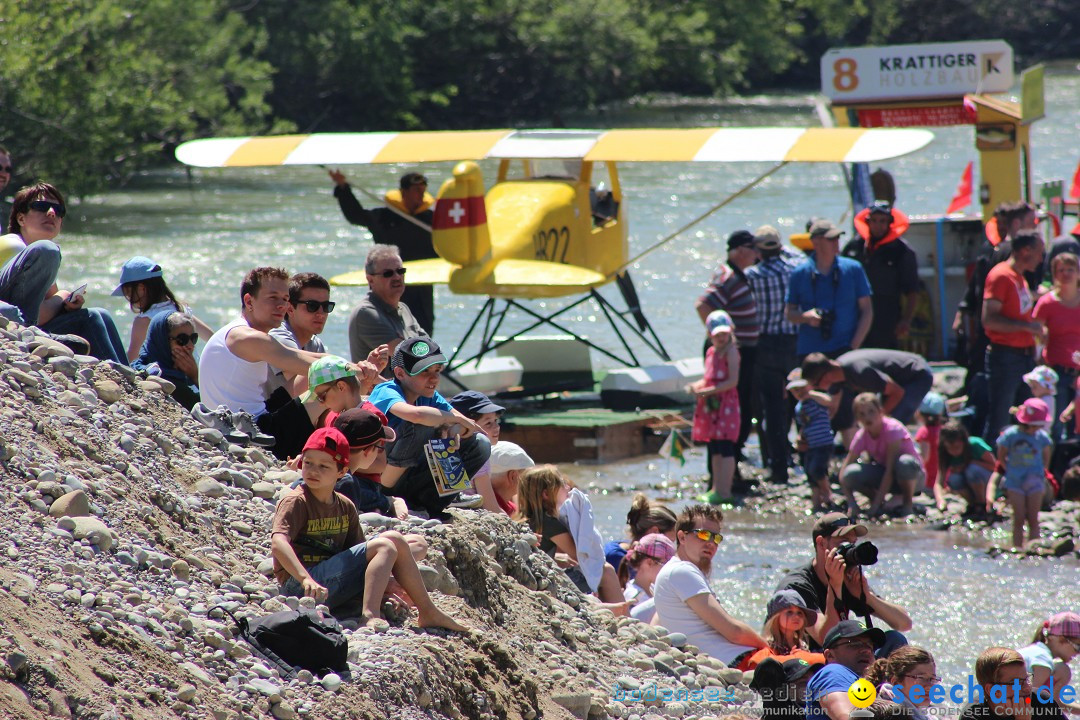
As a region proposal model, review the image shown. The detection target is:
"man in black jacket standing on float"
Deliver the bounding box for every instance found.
[329,169,437,336]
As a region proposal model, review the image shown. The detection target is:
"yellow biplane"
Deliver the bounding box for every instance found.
[176,128,933,374]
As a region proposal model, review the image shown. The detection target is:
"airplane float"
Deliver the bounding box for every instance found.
[176,127,933,393]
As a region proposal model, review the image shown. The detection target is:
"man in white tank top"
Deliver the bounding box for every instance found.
[201,267,377,460]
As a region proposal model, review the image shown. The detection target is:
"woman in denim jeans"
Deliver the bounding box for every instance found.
[0,183,126,363]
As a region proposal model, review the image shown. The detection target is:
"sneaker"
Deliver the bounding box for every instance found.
[697,490,734,506]
[448,493,484,509]
[190,403,248,444]
[231,410,276,447]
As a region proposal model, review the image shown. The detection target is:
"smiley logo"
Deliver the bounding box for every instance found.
[848,678,877,708]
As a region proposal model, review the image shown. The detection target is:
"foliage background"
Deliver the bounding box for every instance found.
[0,0,1074,193]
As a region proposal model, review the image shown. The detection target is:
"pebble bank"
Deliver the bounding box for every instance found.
[0,316,758,720]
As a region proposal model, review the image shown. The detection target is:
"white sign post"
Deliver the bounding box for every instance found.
[821,40,1014,103]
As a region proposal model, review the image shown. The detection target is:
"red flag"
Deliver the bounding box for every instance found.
[946,161,974,214]
[1068,159,1080,201]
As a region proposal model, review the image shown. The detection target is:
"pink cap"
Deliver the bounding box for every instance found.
[1015,397,1050,426]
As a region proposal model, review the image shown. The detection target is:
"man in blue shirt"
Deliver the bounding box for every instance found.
[805,620,885,720]
[786,220,873,360]
[368,336,492,519]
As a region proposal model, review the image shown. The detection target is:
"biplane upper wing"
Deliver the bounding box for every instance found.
[176,128,933,166]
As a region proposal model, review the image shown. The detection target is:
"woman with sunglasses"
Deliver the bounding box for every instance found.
[0,183,127,363]
[617,533,676,624]
[132,311,201,410]
[112,256,213,363]
[1019,612,1080,718]
[864,646,939,720]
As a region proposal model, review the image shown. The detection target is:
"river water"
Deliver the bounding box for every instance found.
[53,68,1080,690]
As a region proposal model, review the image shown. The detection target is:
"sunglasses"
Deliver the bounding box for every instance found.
[314,385,336,403]
[170,333,199,347]
[0,165,12,173]
[28,200,66,218]
[691,528,724,545]
[832,639,874,651]
[296,300,335,313]
[375,268,407,278]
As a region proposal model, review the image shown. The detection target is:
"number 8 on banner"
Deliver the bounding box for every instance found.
[833,58,859,92]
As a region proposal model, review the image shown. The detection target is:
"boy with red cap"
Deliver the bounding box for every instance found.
[271,427,467,631]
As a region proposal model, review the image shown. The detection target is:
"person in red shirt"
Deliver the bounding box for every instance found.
[982,229,1046,441]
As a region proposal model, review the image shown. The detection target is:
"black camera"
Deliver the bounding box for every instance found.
[836,540,878,567]
[816,308,836,340]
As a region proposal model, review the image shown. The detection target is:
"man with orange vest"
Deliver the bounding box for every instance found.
[330,170,436,336]
[841,201,919,350]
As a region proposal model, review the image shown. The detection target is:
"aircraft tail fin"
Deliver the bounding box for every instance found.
[432,161,493,270]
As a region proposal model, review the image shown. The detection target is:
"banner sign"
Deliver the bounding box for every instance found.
[856,104,973,127]
[822,40,1014,103]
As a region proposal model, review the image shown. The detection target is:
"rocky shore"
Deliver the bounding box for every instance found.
[0,318,760,720]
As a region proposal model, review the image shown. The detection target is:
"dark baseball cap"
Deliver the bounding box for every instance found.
[783,657,825,682]
[333,408,395,448]
[822,620,886,650]
[391,336,447,376]
[808,219,844,239]
[812,512,869,540]
[450,390,505,417]
[727,230,756,251]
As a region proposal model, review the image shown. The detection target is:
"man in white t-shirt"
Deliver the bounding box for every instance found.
[201,266,376,460]
[652,504,767,667]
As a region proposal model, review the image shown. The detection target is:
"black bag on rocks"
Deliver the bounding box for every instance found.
[215,605,348,678]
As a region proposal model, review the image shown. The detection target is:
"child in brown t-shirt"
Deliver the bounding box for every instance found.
[271,427,468,631]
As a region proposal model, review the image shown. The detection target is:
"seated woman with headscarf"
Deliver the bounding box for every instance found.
[132,311,201,409]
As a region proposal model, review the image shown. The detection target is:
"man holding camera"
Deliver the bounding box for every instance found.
[786,220,873,361]
[775,513,911,654]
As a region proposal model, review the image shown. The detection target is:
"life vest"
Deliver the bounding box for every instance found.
[740,647,826,671]
[383,189,434,215]
[853,207,911,247]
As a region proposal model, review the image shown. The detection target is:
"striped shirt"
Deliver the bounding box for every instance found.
[744,251,801,336]
[795,398,833,448]
[699,264,759,346]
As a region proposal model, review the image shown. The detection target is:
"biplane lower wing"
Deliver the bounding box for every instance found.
[176,128,933,167]
[330,257,456,287]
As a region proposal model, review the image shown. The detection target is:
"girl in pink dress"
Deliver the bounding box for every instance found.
[691,310,741,504]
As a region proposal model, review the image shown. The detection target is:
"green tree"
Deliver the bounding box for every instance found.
[0,0,281,194]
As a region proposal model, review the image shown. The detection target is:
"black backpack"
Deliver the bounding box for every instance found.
[214,605,349,678]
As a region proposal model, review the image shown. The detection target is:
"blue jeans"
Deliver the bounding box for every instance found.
[0,240,62,326]
[890,370,934,426]
[42,307,128,364]
[385,424,491,518]
[984,345,1034,442]
[754,334,798,478]
[280,542,368,610]
[946,463,993,492]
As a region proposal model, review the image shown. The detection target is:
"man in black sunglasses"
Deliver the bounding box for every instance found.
[270,272,332,395]
[330,168,436,335]
[348,245,424,364]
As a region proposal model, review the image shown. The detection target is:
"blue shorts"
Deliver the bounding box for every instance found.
[281,542,368,610]
[1002,474,1045,496]
[803,445,831,482]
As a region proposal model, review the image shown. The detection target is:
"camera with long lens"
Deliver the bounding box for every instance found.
[836,540,878,567]
[816,308,836,340]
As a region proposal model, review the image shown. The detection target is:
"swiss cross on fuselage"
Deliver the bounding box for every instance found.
[448,201,466,224]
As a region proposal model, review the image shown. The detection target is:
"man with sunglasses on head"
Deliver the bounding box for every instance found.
[270,272,332,396]
[805,619,887,720]
[652,504,767,668]
[776,513,911,653]
[331,169,437,336]
[348,245,424,365]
